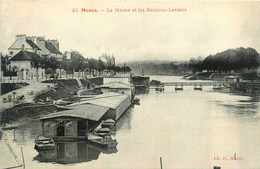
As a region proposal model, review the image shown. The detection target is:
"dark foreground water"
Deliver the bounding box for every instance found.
[0,76,259,169]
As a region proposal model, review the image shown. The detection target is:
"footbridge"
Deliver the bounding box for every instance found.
[161,81,223,86]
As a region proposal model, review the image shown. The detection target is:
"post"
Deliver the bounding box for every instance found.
[213,166,221,169]
[21,147,25,169]
[160,157,163,169]
[12,92,16,106]
[13,129,16,141]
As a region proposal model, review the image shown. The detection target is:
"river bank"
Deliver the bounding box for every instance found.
[0,79,85,127]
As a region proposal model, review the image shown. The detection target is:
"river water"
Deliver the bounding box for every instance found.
[0,76,259,169]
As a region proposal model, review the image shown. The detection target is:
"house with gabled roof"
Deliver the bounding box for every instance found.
[8,50,44,79]
[36,36,63,60]
[8,34,63,60]
[8,34,42,57]
[9,50,43,70]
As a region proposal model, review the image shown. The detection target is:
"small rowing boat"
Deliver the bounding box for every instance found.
[34,135,55,151]
[88,135,118,148]
[102,119,115,128]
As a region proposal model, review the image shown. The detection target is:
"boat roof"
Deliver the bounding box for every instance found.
[39,104,110,121]
[71,92,130,109]
[98,81,133,89]
[226,75,238,79]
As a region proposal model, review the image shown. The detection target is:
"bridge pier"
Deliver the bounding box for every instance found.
[213,84,222,90]
[194,85,202,90]
[175,85,183,91]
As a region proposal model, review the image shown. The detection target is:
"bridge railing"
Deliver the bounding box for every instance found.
[162,81,223,86]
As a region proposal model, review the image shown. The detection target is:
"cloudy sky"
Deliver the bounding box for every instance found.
[1,1,260,62]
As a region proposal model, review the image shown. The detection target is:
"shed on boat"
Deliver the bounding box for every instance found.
[83,93,131,121]
[131,76,150,87]
[97,81,135,99]
[38,104,110,140]
[77,92,132,121]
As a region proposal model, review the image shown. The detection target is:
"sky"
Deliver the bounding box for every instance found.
[1,1,260,63]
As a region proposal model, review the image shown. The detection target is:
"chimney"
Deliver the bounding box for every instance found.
[15,34,26,41]
[65,51,71,60]
[36,36,45,42]
[26,36,37,43]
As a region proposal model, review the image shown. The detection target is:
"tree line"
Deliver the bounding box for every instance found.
[201,47,260,72]
[1,51,131,75]
[2,47,259,76]
[127,47,260,75]
[44,51,131,74]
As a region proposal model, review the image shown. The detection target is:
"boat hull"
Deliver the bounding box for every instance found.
[88,139,118,148]
[194,88,202,90]
[34,144,55,151]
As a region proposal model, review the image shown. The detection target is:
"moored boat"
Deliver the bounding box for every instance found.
[96,127,111,136]
[102,119,116,128]
[132,97,140,105]
[34,135,55,151]
[88,135,118,148]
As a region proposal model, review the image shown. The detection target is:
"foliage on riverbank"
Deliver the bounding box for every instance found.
[126,47,260,76]
[0,103,59,126]
[35,79,80,101]
[202,47,260,72]
[1,82,28,95]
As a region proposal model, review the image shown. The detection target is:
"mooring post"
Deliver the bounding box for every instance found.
[213,166,221,169]
[13,129,16,141]
[160,157,163,169]
[21,147,25,169]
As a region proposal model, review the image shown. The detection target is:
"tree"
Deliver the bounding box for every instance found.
[30,56,42,81]
[42,56,61,78]
[124,66,131,72]
[189,56,204,73]
[1,55,8,72]
[202,47,260,72]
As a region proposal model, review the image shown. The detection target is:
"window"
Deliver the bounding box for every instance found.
[10,51,13,55]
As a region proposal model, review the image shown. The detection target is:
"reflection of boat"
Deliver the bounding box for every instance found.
[88,144,118,154]
[155,86,164,91]
[33,141,102,164]
[132,98,140,105]
[88,135,118,148]
[34,135,55,151]
[102,119,115,128]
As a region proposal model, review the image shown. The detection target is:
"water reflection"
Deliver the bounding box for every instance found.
[114,105,134,132]
[33,141,117,164]
[208,90,260,123]
[10,121,42,144]
[135,87,149,95]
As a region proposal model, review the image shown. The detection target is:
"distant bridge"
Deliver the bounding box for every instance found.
[161,81,223,86]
